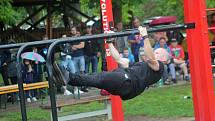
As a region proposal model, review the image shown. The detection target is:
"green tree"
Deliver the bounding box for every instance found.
[80,0,215,24]
[1,0,215,26]
[0,0,26,26]
[0,0,17,25]
[207,0,215,8]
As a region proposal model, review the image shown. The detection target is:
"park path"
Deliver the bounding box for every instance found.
[75,116,194,121]
[125,116,194,121]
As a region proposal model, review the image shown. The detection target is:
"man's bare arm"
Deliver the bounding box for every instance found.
[108,42,129,68]
[139,27,160,71]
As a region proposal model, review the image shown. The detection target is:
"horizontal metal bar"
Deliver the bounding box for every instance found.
[0,23,195,50]
[0,40,55,50]
[206,8,215,11]
[210,46,215,49]
[58,109,109,121]
[208,27,215,30]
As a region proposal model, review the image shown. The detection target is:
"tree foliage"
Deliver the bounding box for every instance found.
[0,0,215,26]
[0,0,18,25]
[80,0,215,24]
[207,0,215,8]
[0,0,27,26]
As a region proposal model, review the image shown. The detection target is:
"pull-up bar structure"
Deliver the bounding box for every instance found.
[0,23,194,121]
[0,0,213,121]
[46,23,195,121]
[184,0,215,121]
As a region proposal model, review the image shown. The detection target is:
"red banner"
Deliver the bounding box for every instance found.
[100,0,124,121]
[100,0,118,70]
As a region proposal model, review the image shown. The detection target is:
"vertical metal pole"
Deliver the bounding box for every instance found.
[184,0,215,121]
[46,2,58,120]
[17,46,28,121]
[46,48,58,121]
[99,0,124,121]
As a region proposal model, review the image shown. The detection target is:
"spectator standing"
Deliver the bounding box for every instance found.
[70,26,85,94]
[84,26,101,73]
[32,47,45,98]
[22,59,37,103]
[93,23,107,71]
[0,42,10,86]
[8,50,17,85]
[70,26,85,74]
[114,22,128,53]
[60,35,75,95]
[169,39,190,81]
[7,40,17,85]
[32,47,43,83]
[128,17,143,62]
[7,47,19,101]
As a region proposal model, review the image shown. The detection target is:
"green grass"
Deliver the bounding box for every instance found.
[0,84,194,121]
[123,84,193,118]
[0,108,50,121]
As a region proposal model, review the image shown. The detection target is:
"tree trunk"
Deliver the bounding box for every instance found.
[66,0,81,26]
[62,0,70,28]
[113,0,122,25]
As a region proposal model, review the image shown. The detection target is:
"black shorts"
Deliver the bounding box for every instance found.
[99,68,133,96]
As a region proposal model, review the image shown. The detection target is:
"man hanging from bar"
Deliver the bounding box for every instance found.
[53,26,164,100]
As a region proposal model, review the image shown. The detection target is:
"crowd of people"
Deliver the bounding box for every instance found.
[0,17,191,103]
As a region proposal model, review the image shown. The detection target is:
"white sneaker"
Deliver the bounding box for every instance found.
[17,97,20,101]
[79,90,84,94]
[74,89,84,95]
[64,90,72,95]
[27,98,31,103]
[32,97,37,102]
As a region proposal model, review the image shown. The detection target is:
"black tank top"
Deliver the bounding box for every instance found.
[122,61,164,100]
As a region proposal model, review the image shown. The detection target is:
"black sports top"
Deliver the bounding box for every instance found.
[121,61,164,100]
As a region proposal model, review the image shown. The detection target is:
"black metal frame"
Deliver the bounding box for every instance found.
[46,23,195,121]
[0,23,195,121]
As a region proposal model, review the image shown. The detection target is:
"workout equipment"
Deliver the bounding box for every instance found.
[6,0,215,120]
[46,24,195,121]
[185,1,215,121]
[7,0,215,120]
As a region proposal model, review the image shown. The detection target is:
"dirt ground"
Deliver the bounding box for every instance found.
[125,116,194,121]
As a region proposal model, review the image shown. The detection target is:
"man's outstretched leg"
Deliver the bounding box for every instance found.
[67,70,132,96]
[53,62,133,99]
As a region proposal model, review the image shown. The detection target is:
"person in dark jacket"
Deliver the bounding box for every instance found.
[84,26,101,73]
[22,59,37,103]
[7,40,18,85]
[8,49,18,85]
[32,47,43,83]
[0,42,11,86]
